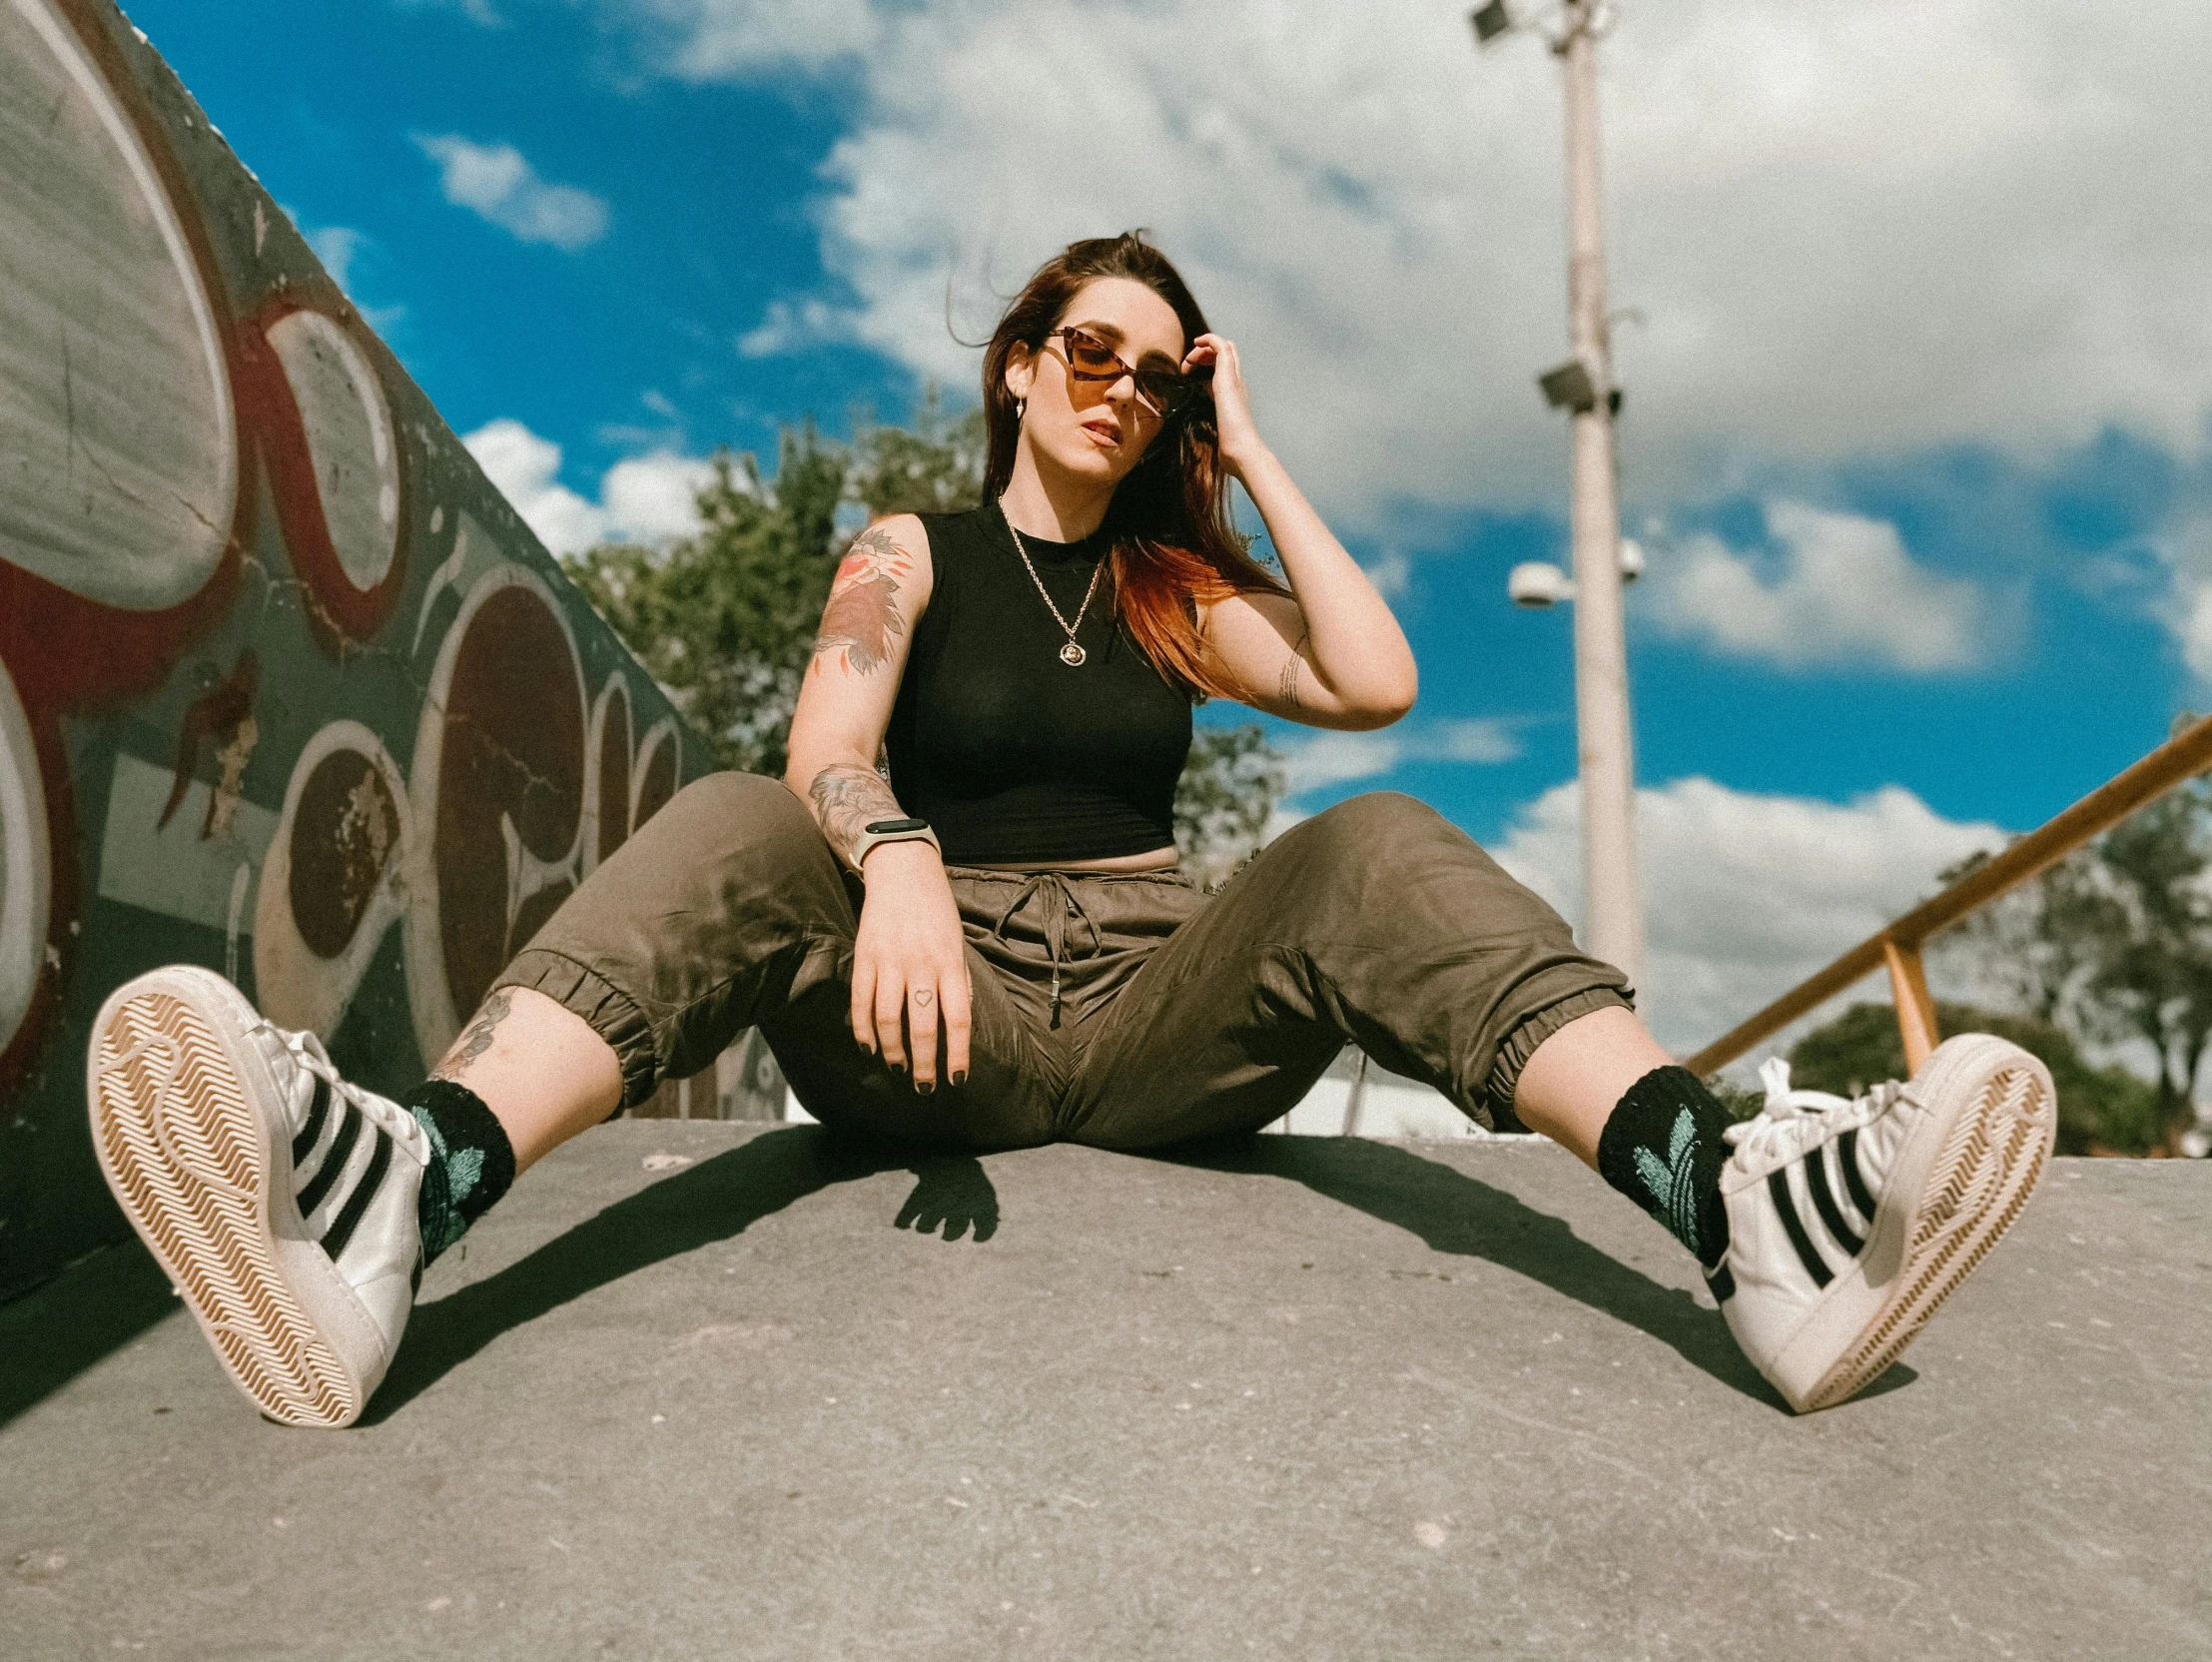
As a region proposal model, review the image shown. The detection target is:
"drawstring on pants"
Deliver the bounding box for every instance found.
[989,872,1105,1027]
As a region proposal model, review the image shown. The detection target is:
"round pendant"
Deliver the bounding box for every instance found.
[1059,641,1087,666]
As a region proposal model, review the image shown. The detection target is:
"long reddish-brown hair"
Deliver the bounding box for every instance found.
[980,232,1289,700]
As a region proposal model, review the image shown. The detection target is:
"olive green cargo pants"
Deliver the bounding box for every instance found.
[494,772,1631,1150]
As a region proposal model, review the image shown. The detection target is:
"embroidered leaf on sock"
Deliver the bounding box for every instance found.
[426,1209,468,1257]
[1633,1107,1705,1253]
[447,1147,485,1209]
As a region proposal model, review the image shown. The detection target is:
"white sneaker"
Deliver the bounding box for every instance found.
[87,965,428,1428]
[1712,1033,2055,1413]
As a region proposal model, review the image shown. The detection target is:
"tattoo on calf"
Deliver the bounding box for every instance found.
[810,762,910,871]
[814,524,913,677]
[433,990,511,1081]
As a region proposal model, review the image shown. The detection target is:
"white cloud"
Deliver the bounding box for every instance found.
[414,135,609,252]
[737,297,867,359]
[1282,731,1402,794]
[1647,499,1993,672]
[305,225,366,294]
[1361,550,1412,599]
[1429,718,1523,765]
[622,0,879,79]
[2149,503,2212,684]
[1492,776,2006,1062]
[291,218,405,334]
[402,0,505,24]
[591,0,2212,529]
[1279,717,1521,793]
[463,417,717,555]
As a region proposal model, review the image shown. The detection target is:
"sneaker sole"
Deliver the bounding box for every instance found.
[1788,1037,2054,1412]
[88,975,369,1428]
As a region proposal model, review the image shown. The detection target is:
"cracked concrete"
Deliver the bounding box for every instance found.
[3,1126,2204,1660]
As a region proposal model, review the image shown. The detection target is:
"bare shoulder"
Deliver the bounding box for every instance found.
[815,512,933,680]
[842,512,933,591]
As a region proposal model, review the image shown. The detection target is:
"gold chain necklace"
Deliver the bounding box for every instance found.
[1004,508,1106,667]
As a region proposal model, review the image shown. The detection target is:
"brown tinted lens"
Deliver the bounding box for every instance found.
[1063,330,1122,376]
[1138,368,1205,416]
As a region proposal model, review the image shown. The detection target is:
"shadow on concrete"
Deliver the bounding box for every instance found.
[895,1154,1001,1242]
[367,1129,994,1421]
[366,1127,1913,1424]
[0,1239,179,1428]
[1159,1136,1916,1413]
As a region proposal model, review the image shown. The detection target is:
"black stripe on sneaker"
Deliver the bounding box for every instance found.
[1707,1262,1736,1302]
[296,1104,361,1219]
[319,1128,391,1262]
[1839,1128,1877,1222]
[1768,1168,1835,1289]
[1806,1142,1866,1257]
[290,1078,332,1166]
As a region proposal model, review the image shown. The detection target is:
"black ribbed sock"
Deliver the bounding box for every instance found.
[1595,1066,1733,1269]
[402,1079,515,1264]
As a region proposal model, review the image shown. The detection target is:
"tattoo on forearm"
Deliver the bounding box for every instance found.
[809,763,909,870]
[433,990,511,1081]
[1278,624,1311,712]
[813,524,913,676]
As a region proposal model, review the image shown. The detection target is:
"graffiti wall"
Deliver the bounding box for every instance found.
[0,0,755,1302]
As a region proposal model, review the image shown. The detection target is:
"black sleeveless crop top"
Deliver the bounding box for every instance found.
[885,501,1193,864]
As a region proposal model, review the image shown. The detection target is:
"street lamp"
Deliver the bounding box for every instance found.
[1507,538,1642,609]
[1469,1,1514,44]
[1476,0,1646,990]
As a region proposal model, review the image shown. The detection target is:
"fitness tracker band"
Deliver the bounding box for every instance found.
[852,816,941,869]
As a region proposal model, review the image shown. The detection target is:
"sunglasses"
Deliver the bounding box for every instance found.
[1047,326,1212,420]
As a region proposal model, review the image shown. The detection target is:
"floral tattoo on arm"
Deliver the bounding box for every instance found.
[813,524,914,677]
[809,762,911,872]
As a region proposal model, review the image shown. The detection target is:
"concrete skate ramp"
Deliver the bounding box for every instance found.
[4,1129,2203,1659]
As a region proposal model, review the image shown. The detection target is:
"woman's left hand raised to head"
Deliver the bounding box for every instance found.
[1183,333,1266,478]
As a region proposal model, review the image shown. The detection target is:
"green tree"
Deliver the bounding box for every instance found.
[848,390,989,517]
[1933,770,2212,1156]
[1786,1001,2161,1157]
[564,423,846,779]
[1174,724,1287,891]
[562,406,1284,871]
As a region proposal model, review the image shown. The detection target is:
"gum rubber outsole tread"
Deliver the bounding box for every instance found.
[1800,1062,2051,1412]
[89,990,360,1428]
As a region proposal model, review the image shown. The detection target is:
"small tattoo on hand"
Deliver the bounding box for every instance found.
[913,989,933,1008]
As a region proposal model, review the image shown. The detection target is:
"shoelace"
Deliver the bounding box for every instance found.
[988,872,1105,1028]
[1723,1056,1904,1165]
[254,1019,429,1165]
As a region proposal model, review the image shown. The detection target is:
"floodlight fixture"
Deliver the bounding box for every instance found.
[1618,537,1645,582]
[1508,561,1573,608]
[1470,2,1514,45]
[1537,360,1597,414]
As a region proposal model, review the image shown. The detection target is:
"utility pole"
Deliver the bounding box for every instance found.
[1557,1,1642,989]
[1479,0,1645,989]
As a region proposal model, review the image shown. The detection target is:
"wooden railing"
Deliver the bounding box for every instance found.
[1684,712,2212,1078]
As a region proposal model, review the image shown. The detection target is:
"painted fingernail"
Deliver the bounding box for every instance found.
[917,1081,935,1096]
[951,1071,968,1088]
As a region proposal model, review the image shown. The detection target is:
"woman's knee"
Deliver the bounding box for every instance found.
[638,770,823,867]
[661,768,808,831]
[1289,791,1463,867]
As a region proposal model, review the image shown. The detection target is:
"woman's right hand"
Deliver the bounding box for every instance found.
[849,841,973,1091]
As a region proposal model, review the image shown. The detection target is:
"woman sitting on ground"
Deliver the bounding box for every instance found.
[88,232,2056,1428]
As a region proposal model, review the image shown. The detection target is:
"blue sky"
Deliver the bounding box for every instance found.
[126,0,2212,1047]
